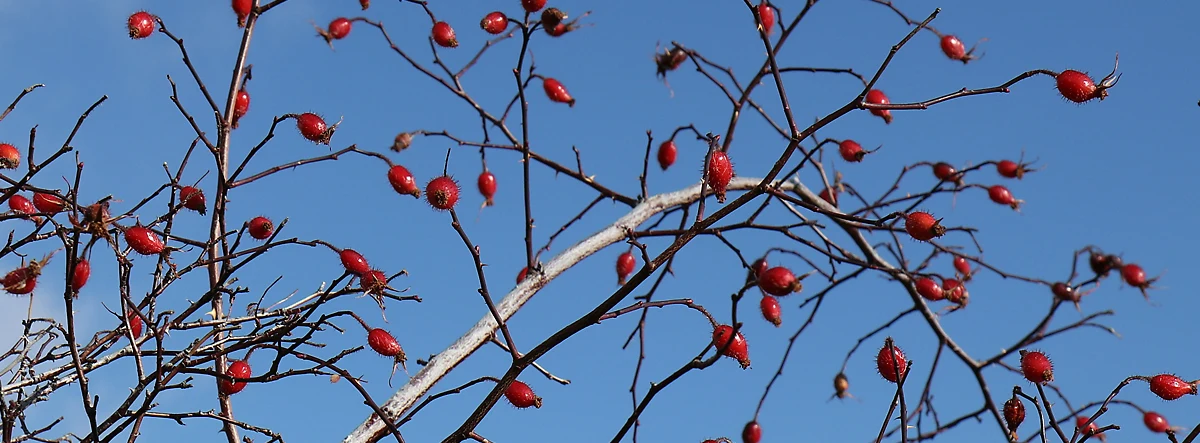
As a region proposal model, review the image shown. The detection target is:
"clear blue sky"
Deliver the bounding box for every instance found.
[1,0,1196,442]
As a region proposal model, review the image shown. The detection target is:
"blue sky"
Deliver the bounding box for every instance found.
[1,0,1197,442]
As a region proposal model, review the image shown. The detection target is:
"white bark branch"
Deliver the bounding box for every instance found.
[342,176,799,443]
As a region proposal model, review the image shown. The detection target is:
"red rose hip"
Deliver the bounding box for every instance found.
[742,421,762,443]
[705,150,734,203]
[124,225,165,255]
[838,139,865,162]
[0,143,19,169]
[875,339,907,383]
[712,324,750,368]
[339,249,370,276]
[758,266,802,296]
[757,2,774,35]
[247,216,274,240]
[865,89,892,124]
[8,194,34,216]
[425,176,460,210]
[71,259,91,291]
[296,113,330,144]
[615,252,635,285]
[480,12,508,34]
[1143,411,1170,433]
[432,22,458,48]
[504,380,542,408]
[914,277,943,301]
[1019,350,1053,384]
[477,171,497,206]
[1148,374,1196,401]
[388,165,420,198]
[904,211,945,242]
[759,295,782,327]
[179,186,206,215]
[232,0,252,27]
[542,77,575,107]
[128,11,156,39]
[657,141,677,170]
[218,360,252,395]
[521,0,546,12]
[32,192,65,214]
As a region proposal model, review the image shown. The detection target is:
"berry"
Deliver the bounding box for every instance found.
[0,143,19,169]
[914,277,944,301]
[1149,374,1196,400]
[1143,411,1170,433]
[1057,70,1106,103]
[1051,282,1078,302]
[616,252,636,285]
[516,266,528,284]
[32,192,65,214]
[2,267,37,295]
[432,22,458,48]
[904,211,946,242]
[818,186,838,206]
[865,89,892,124]
[125,309,144,340]
[875,340,907,383]
[540,8,566,31]
[387,165,420,198]
[125,225,165,255]
[296,113,330,144]
[8,194,34,215]
[481,12,508,34]
[1075,416,1101,438]
[504,380,542,408]
[367,328,404,358]
[1120,263,1147,287]
[542,77,575,107]
[742,421,762,443]
[1019,350,1053,384]
[750,258,769,278]
[1089,251,1120,277]
[759,295,782,327]
[996,160,1029,179]
[838,139,865,162]
[833,372,851,399]
[328,17,352,40]
[657,141,677,170]
[232,89,250,126]
[179,186,206,215]
[953,255,971,279]
[360,0,370,10]
[361,269,389,294]
[521,0,546,13]
[932,162,963,186]
[425,176,461,210]
[218,360,252,395]
[127,11,156,39]
[940,35,966,61]
[477,171,497,206]
[987,185,1022,210]
[1003,397,1025,438]
[705,150,734,203]
[758,266,802,296]
[72,259,91,291]
[232,0,252,27]
[757,2,774,35]
[247,216,274,240]
[712,324,750,368]
[942,279,968,305]
[339,249,370,276]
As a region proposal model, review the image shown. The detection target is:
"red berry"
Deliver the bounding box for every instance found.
[942,278,968,305]
[504,380,542,408]
[757,2,774,35]
[1019,350,1053,384]
[1120,263,1147,287]
[987,185,1021,210]
[425,176,461,211]
[387,165,420,198]
[125,309,144,340]
[542,77,575,107]
[360,0,370,10]
[996,160,1028,179]
[1057,70,1102,103]
[219,360,252,395]
[477,171,497,206]
[1051,282,1078,302]
[232,0,252,26]
[481,12,509,34]
[32,192,65,214]
[751,258,769,278]
[367,328,404,358]
[521,0,546,13]
[759,295,782,327]
[940,35,966,61]
[72,259,91,291]
[616,252,636,285]
[0,143,19,169]
[838,139,865,162]
[361,269,389,294]
[705,150,734,203]
[865,89,892,124]
[712,324,750,368]
[1143,411,1170,433]
[339,249,370,276]
[125,225,165,255]
[2,267,36,295]
[914,277,943,301]
[742,421,762,443]
[127,11,156,39]
[516,266,528,284]
[1149,374,1196,401]
[657,141,677,170]
[247,216,274,240]
[875,340,907,383]
[233,89,250,123]
[328,17,352,40]
[1075,416,1101,438]
[1003,397,1025,437]
[1089,252,1119,276]
[953,255,971,279]
[432,22,458,48]
[8,194,34,215]
[904,211,945,242]
[758,266,802,296]
[540,8,566,30]
[296,113,330,144]
[179,186,206,215]
[818,186,838,206]
[932,162,962,185]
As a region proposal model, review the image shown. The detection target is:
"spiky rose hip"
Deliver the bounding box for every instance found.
[1003,397,1025,440]
[1019,350,1053,384]
[426,176,460,210]
[504,380,542,408]
[759,295,782,327]
[127,11,156,39]
[875,339,907,383]
[0,143,19,169]
[247,216,274,240]
[904,211,945,242]
[295,113,332,144]
[1148,374,1197,400]
[758,266,802,296]
[705,150,734,203]
[712,324,750,368]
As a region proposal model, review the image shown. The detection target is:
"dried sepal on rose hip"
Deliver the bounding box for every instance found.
[712,324,751,369]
